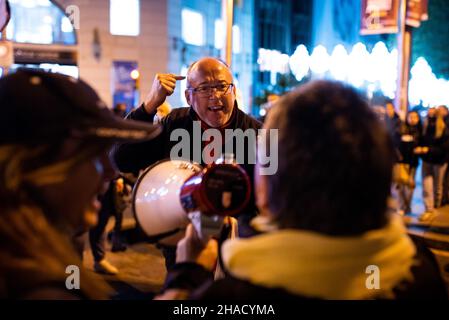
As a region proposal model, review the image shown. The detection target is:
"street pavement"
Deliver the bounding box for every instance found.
[82,208,167,299]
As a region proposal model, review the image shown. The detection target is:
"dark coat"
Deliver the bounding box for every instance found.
[420,118,449,164]
[386,114,403,163]
[386,115,402,144]
[398,123,422,168]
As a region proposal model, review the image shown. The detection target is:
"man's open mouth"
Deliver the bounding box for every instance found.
[208,106,224,112]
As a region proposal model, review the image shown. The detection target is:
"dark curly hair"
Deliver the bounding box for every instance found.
[266,80,394,236]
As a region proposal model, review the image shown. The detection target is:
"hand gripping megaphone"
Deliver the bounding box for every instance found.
[132,155,251,244]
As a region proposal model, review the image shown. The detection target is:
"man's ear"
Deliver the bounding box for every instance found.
[185,90,192,106]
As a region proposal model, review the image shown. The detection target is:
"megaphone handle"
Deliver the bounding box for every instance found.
[188,211,224,243]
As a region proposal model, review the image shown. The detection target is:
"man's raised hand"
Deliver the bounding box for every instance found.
[144,73,185,114]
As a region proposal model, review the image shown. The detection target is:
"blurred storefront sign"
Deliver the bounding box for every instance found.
[361,0,400,35]
[361,0,429,35]
[13,47,77,65]
[1,1,79,78]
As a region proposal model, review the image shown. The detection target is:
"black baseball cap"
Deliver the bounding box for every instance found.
[0,69,161,145]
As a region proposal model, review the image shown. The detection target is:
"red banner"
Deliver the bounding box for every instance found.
[361,0,400,35]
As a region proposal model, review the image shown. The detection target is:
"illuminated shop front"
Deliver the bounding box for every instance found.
[5,0,78,77]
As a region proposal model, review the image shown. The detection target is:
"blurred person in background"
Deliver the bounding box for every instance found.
[436,105,449,206]
[416,107,449,220]
[88,174,133,275]
[385,102,402,144]
[437,105,449,125]
[383,102,403,215]
[88,102,133,275]
[395,111,422,214]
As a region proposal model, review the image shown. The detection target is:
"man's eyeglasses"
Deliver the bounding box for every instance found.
[187,83,234,97]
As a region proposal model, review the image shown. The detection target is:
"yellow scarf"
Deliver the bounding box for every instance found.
[222,215,416,299]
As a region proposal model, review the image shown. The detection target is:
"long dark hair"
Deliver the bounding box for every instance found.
[404,111,422,135]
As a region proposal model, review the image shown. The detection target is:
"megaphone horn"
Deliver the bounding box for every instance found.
[133,156,251,243]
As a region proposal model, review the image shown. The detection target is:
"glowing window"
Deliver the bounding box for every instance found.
[6,0,76,45]
[182,8,204,46]
[232,25,241,54]
[214,19,224,49]
[215,21,241,53]
[110,0,140,36]
[180,65,188,107]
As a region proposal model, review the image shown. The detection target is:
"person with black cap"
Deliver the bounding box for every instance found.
[0,69,160,299]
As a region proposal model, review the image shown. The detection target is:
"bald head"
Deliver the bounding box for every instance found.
[187,57,233,87]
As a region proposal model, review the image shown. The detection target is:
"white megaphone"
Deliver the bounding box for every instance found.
[132,155,251,245]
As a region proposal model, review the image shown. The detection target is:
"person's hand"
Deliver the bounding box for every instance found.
[143,74,185,114]
[176,224,218,271]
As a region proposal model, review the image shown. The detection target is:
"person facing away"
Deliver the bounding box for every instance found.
[417,107,449,215]
[395,111,423,214]
[159,80,447,300]
[385,102,402,142]
[0,69,160,299]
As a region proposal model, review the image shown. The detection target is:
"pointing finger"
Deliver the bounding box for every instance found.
[172,75,186,81]
[160,78,176,87]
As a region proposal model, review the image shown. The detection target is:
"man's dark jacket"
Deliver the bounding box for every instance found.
[113,104,262,232]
